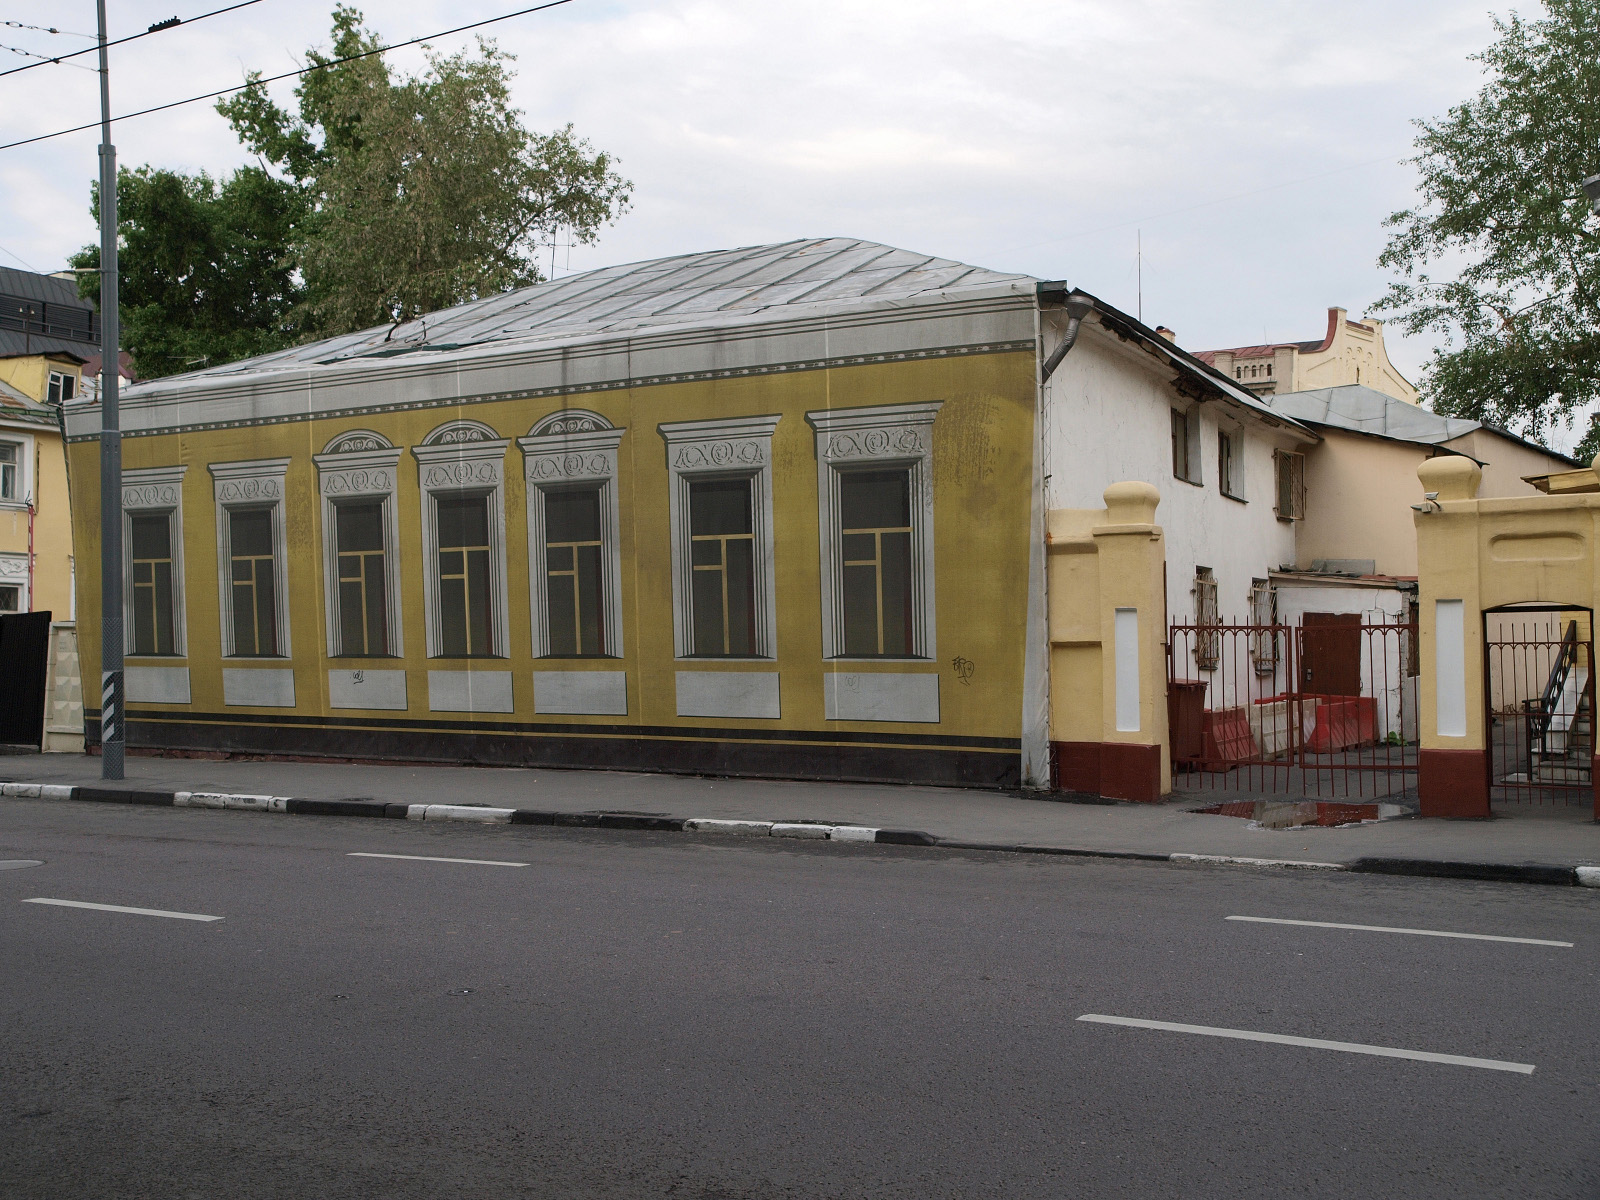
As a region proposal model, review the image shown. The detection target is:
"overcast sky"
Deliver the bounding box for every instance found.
[0,1,1539,434]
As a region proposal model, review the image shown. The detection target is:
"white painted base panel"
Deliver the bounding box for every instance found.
[126,665,191,705]
[675,671,780,719]
[222,667,296,708]
[534,670,628,715]
[824,672,939,723]
[427,670,514,713]
[328,668,408,710]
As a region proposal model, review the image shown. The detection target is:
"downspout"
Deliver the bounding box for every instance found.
[1040,291,1095,383]
[26,495,34,613]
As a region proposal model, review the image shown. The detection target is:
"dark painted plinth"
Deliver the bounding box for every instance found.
[1418,748,1490,818]
[1051,740,1162,803]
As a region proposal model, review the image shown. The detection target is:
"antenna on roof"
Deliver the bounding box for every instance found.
[1136,229,1141,324]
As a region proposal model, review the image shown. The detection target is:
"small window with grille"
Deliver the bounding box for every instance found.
[1194,566,1220,670]
[1273,449,1305,520]
[1249,579,1278,674]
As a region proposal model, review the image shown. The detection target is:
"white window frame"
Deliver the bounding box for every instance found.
[0,431,34,508]
[413,419,511,660]
[121,464,188,657]
[47,370,76,405]
[806,401,942,661]
[0,553,27,612]
[518,410,625,659]
[209,457,292,660]
[313,430,404,659]
[658,414,781,661]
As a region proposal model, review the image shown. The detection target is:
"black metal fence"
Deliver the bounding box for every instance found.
[1485,613,1594,807]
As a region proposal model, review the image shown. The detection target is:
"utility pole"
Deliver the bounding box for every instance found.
[96,0,123,780]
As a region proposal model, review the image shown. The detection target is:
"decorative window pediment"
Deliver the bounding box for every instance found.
[314,430,403,658]
[209,458,292,660]
[413,420,511,659]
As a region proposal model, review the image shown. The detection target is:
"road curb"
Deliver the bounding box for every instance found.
[3,781,1595,886]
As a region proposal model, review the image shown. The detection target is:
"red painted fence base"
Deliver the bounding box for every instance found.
[1418,749,1490,818]
[1052,741,1163,803]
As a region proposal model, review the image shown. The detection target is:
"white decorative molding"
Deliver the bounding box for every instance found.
[675,670,781,719]
[122,464,188,657]
[823,672,940,723]
[126,665,191,705]
[209,458,292,660]
[427,669,514,713]
[806,402,942,660]
[328,668,408,710]
[533,670,628,715]
[413,421,511,659]
[313,435,404,658]
[518,412,625,658]
[658,414,781,660]
[0,553,27,582]
[222,666,297,707]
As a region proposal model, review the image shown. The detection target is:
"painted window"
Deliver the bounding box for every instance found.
[46,371,75,404]
[229,508,279,657]
[1194,566,1220,670]
[0,585,16,612]
[413,420,510,660]
[1218,430,1243,501]
[129,512,176,655]
[688,478,758,657]
[1171,407,1202,484]
[335,502,389,657]
[1274,449,1306,520]
[543,487,607,656]
[315,430,403,660]
[436,494,496,657]
[839,469,915,657]
[806,402,941,661]
[209,458,290,659]
[519,410,625,659]
[123,465,187,657]
[0,442,16,500]
[659,415,780,660]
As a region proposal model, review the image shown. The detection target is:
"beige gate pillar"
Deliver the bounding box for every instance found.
[1415,456,1490,817]
[1047,482,1169,801]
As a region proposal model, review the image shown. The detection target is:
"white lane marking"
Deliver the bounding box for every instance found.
[1226,915,1572,947]
[22,898,222,922]
[347,852,528,867]
[1077,1014,1534,1074]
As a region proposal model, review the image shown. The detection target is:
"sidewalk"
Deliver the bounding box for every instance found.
[3,752,1598,875]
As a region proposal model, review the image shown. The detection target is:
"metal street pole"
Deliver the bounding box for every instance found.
[96,0,123,780]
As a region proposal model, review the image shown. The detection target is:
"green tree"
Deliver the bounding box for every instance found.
[70,165,306,379]
[1376,0,1600,455]
[80,5,630,377]
[218,5,631,333]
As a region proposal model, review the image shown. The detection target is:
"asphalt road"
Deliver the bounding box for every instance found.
[2,798,1597,1199]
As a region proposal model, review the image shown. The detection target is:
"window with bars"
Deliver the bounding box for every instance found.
[688,478,758,657]
[130,512,176,656]
[435,494,496,657]
[1249,578,1278,674]
[334,501,389,657]
[228,508,279,657]
[1194,566,1220,670]
[1274,449,1306,520]
[543,486,607,657]
[840,468,915,657]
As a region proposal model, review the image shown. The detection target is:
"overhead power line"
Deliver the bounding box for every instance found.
[0,0,264,81]
[0,0,580,152]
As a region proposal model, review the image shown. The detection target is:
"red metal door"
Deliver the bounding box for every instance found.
[1300,612,1361,696]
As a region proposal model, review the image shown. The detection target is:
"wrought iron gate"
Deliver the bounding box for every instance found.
[1485,609,1595,808]
[1168,618,1418,800]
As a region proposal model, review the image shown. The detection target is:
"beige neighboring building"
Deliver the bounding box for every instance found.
[1195,308,1418,405]
[1265,384,1576,578]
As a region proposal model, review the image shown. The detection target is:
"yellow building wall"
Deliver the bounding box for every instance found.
[67,351,1037,784]
[0,421,75,619]
[1291,312,1418,405]
[0,356,81,405]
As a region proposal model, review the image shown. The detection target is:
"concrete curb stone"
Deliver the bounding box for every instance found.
[2,780,1595,887]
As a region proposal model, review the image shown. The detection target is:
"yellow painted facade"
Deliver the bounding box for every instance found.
[1203,308,1418,406]
[67,350,1039,786]
[0,357,77,621]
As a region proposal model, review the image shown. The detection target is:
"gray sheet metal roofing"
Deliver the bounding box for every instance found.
[1265,384,1482,445]
[152,238,1036,386]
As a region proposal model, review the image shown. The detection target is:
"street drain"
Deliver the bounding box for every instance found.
[0,860,43,871]
[1190,800,1391,829]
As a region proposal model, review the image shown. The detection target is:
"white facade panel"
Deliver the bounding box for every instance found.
[222,667,296,708]
[675,671,781,719]
[824,672,940,723]
[126,666,191,705]
[328,669,408,710]
[534,671,629,716]
[427,670,514,714]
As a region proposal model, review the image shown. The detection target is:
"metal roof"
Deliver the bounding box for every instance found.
[155,237,1035,386]
[1265,384,1481,445]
